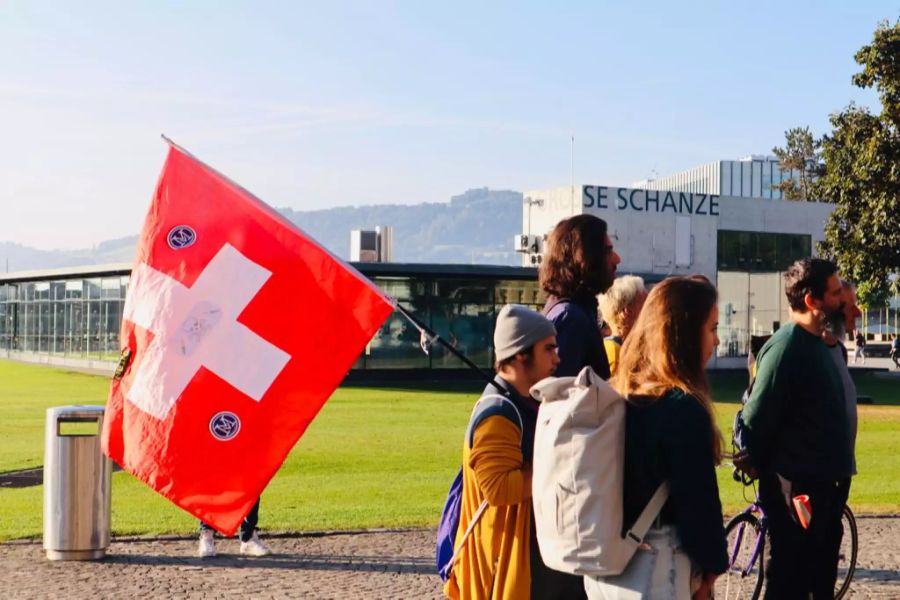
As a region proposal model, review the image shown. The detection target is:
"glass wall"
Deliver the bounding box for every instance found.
[717,272,790,358]
[0,275,129,360]
[716,230,815,357]
[2,269,543,370]
[721,158,804,200]
[358,275,543,370]
[717,231,811,272]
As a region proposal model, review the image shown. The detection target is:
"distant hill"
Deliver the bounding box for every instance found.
[0,188,523,273]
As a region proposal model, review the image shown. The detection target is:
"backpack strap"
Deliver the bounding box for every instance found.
[445,499,489,575]
[447,394,526,576]
[542,297,571,318]
[623,483,669,545]
[466,394,524,449]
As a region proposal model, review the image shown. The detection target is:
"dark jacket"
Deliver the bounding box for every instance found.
[743,322,852,482]
[622,389,728,575]
[543,295,610,379]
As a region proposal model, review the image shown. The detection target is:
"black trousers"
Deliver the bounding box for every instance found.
[529,509,587,600]
[759,473,851,600]
[199,497,261,542]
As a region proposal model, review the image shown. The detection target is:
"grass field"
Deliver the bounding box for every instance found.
[1,360,898,541]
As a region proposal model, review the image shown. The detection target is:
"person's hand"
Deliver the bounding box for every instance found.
[733,449,759,481]
[692,572,717,600]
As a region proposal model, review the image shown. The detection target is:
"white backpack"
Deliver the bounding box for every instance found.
[530,366,668,577]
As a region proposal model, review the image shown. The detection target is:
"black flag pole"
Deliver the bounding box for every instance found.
[393,302,500,390]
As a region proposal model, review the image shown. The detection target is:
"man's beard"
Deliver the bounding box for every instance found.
[823,303,847,338]
[823,310,846,339]
[599,268,616,294]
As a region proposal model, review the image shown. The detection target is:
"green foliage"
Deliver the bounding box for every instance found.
[816,19,900,294]
[771,126,823,200]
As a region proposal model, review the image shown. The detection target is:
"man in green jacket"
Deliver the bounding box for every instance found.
[742,258,852,599]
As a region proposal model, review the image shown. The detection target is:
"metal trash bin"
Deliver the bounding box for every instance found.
[43,405,112,560]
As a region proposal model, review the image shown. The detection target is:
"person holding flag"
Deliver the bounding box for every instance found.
[102,138,394,538]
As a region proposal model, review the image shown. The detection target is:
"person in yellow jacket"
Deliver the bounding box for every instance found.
[445,304,561,600]
[598,275,647,375]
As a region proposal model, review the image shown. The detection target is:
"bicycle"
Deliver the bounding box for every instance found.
[715,464,858,600]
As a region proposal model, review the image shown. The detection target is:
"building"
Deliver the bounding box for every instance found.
[632,155,801,200]
[0,262,541,376]
[517,183,835,367]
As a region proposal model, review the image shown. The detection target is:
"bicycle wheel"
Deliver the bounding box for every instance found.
[715,512,765,600]
[834,505,858,599]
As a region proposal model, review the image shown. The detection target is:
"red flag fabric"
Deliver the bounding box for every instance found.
[102,143,394,534]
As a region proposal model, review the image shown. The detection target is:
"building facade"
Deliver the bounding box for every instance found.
[632,155,802,200]
[518,184,835,367]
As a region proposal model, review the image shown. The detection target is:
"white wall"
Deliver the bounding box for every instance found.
[521,185,836,276]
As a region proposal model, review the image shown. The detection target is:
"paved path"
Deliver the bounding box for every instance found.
[2,520,899,598]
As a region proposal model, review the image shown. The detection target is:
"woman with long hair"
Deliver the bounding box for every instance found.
[591,276,728,599]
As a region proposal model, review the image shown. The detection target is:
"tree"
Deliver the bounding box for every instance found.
[816,19,900,306]
[771,126,823,200]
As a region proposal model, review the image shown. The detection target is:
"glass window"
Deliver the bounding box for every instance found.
[101,278,121,299]
[761,162,773,199]
[717,271,749,357]
[754,233,777,270]
[65,280,83,299]
[53,301,66,354]
[741,162,752,196]
[751,161,762,197]
[430,280,494,369]
[721,162,732,197]
[364,302,430,369]
[85,279,101,300]
[102,299,122,355]
[87,301,101,357]
[720,231,812,272]
[495,280,543,308]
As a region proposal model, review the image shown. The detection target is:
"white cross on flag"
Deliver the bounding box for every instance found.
[102,142,394,534]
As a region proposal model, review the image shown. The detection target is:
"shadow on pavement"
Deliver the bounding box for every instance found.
[103,552,435,574]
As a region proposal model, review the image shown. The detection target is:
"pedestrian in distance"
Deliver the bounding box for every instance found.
[853,330,866,364]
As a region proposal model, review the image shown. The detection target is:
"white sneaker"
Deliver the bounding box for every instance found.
[198,529,216,558]
[239,532,272,557]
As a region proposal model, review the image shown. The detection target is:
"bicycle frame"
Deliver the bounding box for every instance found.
[729,501,767,577]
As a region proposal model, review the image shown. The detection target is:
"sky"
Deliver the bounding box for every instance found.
[0,1,894,250]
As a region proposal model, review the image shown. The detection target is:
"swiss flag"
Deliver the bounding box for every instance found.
[102,142,394,534]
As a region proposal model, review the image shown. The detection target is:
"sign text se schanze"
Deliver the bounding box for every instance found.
[583,185,720,216]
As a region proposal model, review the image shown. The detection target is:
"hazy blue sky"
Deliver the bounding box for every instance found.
[0,1,894,249]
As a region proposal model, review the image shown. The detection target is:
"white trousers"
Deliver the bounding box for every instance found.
[583,526,698,600]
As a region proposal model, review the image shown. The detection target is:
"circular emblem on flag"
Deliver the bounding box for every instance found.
[209,412,241,441]
[167,225,197,249]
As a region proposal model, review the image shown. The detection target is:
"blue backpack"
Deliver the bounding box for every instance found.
[436,394,524,582]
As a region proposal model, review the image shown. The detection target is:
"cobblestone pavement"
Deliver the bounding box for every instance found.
[2,519,898,599]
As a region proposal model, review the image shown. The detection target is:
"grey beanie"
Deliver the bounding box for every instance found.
[494,304,557,362]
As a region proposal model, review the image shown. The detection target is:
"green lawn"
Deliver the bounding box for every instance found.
[1,360,898,541]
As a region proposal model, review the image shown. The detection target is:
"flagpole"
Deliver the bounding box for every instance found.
[393,303,498,387]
